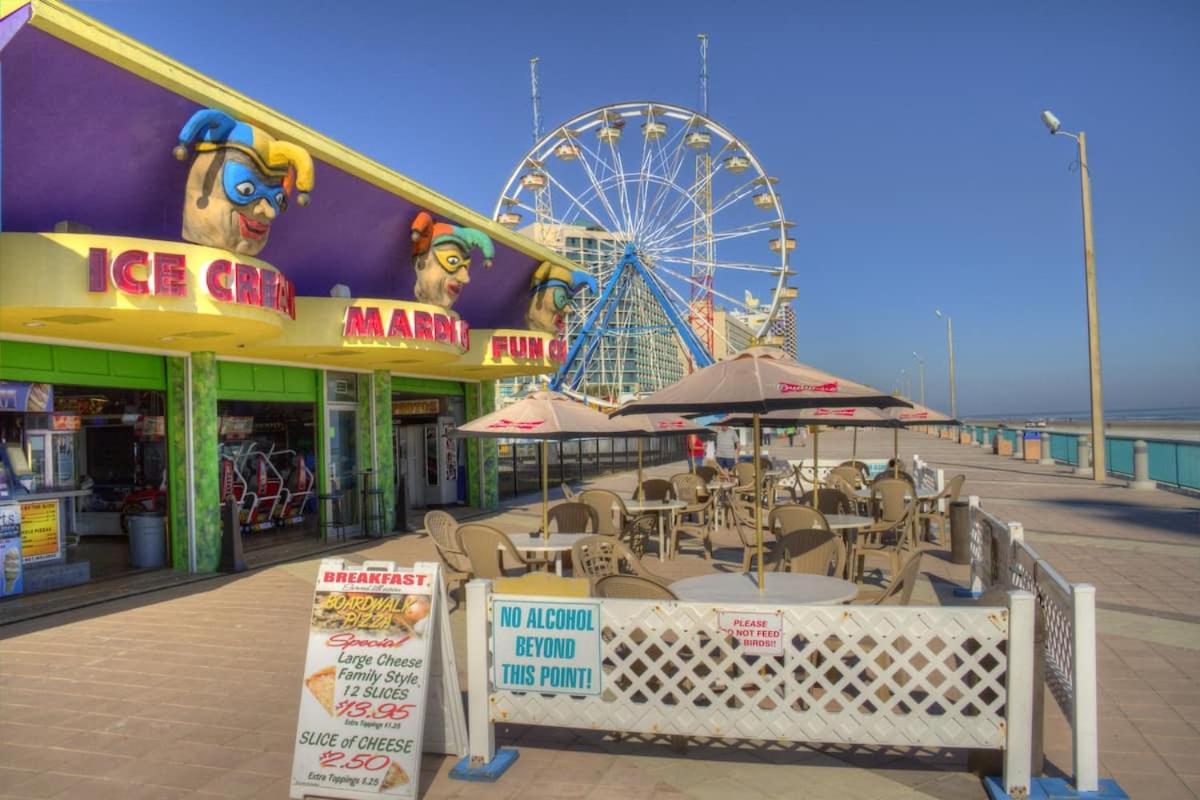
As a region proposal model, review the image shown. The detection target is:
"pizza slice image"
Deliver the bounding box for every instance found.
[304,666,336,715]
[379,761,409,792]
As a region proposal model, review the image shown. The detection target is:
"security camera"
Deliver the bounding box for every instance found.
[1041,110,1061,134]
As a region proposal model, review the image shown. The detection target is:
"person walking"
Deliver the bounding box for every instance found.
[714,424,740,472]
[686,433,706,471]
[786,426,796,447]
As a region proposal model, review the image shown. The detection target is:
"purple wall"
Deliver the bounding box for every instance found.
[1,24,529,328]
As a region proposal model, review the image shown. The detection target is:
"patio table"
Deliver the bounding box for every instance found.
[671,572,858,605]
[622,499,687,562]
[506,533,591,577]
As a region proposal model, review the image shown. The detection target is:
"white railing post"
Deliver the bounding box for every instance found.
[1071,583,1099,793]
[1003,590,1035,798]
[935,467,946,513]
[968,495,984,596]
[466,578,495,768]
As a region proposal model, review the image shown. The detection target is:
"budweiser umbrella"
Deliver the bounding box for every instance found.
[613,413,711,489]
[614,347,907,590]
[457,391,641,536]
[721,401,958,496]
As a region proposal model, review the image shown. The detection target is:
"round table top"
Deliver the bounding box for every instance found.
[507,532,590,552]
[823,514,875,529]
[624,499,688,512]
[853,488,938,500]
[671,572,858,605]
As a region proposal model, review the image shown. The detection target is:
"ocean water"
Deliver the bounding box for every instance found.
[973,406,1200,423]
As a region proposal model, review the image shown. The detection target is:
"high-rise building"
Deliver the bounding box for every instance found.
[499,224,686,406]
[769,304,798,358]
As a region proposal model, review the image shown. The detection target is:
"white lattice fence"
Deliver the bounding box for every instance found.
[464,583,1036,797]
[959,494,1100,793]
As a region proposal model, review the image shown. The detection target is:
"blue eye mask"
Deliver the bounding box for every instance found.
[222,160,288,214]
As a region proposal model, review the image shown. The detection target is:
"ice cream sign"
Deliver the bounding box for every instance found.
[86,245,297,319]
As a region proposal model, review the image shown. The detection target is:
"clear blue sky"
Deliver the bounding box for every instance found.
[74,0,1200,417]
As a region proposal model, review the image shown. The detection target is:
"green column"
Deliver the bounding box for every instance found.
[356,373,373,527]
[374,370,395,532]
[190,352,220,572]
[165,357,190,571]
[466,380,499,510]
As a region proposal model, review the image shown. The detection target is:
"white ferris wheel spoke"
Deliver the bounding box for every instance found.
[640,267,735,353]
[655,255,784,275]
[648,219,781,257]
[650,261,760,316]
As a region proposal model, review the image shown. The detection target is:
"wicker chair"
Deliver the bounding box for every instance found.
[728,492,776,573]
[634,478,674,502]
[577,488,656,556]
[855,551,923,605]
[424,510,471,601]
[733,461,758,488]
[855,478,917,584]
[874,468,915,488]
[838,460,871,486]
[547,501,598,534]
[594,574,678,600]
[456,524,529,580]
[695,465,718,483]
[767,503,830,533]
[571,535,668,589]
[798,488,853,516]
[828,465,863,489]
[560,482,576,501]
[669,473,714,559]
[916,474,965,544]
[772,529,845,578]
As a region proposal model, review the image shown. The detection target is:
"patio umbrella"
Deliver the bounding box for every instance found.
[881,401,960,476]
[614,413,710,489]
[614,346,908,590]
[456,390,641,538]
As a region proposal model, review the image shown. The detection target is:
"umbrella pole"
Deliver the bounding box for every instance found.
[852,428,858,463]
[541,440,549,540]
[893,428,899,477]
[811,427,820,508]
[753,414,764,592]
[637,439,644,497]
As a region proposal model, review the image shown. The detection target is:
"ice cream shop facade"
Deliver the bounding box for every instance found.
[0,1,575,597]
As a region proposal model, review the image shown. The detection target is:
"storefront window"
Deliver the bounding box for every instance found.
[327,407,358,525]
[325,372,358,404]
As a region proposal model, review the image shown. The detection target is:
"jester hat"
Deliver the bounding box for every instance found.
[528,261,598,297]
[173,109,314,206]
[411,212,494,267]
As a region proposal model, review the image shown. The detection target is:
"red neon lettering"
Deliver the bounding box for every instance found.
[206,260,233,302]
[112,249,150,295]
[413,311,433,340]
[527,337,544,359]
[433,314,451,343]
[234,264,261,306]
[387,309,412,338]
[509,336,527,358]
[491,336,508,359]
[459,320,470,352]
[87,248,108,292]
[153,252,187,297]
[282,278,296,320]
[343,306,384,337]
[259,269,279,310]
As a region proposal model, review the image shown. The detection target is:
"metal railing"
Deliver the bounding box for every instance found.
[959,425,1199,491]
[496,436,687,499]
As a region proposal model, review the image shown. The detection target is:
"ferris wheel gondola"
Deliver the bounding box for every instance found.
[495,101,794,402]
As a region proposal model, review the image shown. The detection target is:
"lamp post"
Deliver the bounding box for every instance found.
[934,310,957,418]
[912,351,926,407]
[1041,110,1106,482]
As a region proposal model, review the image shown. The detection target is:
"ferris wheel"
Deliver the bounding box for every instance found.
[495,100,796,402]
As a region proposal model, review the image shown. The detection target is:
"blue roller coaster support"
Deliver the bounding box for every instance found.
[551,245,714,391]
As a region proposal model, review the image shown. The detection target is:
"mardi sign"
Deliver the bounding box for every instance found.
[342,305,469,350]
[87,247,296,319]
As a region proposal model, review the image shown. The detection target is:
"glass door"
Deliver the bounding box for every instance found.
[327,407,358,529]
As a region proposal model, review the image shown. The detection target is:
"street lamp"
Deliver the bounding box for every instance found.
[933,310,957,418]
[1041,109,1106,482]
[912,351,925,406]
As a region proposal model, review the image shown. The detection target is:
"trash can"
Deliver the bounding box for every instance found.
[949,500,971,565]
[128,512,167,568]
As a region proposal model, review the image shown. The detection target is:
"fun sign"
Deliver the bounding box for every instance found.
[86,246,296,319]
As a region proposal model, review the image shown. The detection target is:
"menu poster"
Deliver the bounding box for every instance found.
[0,382,53,412]
[19,500,60,564]
[290,560,462,800]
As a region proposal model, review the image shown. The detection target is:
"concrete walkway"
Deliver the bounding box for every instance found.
[0,429,1196,798]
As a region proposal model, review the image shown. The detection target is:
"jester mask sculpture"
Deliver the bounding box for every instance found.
[174,109,314,255]
[410,212,494,311]
[525,262,597,334]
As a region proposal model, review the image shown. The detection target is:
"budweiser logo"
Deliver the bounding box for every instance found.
[814,408,856,417]
[655,420,685,429]
[778,381,839,394]
[486,418,545,431]
[899,412,929,420]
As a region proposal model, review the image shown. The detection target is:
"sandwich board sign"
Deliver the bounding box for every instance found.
[290,560,466,799]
